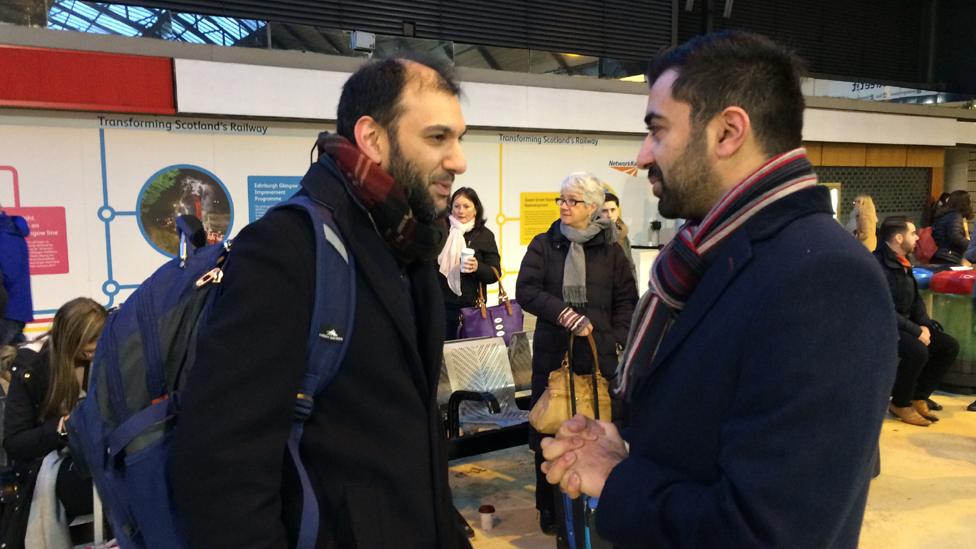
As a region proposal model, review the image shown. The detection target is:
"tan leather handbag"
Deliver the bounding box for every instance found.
[528,333,611,434]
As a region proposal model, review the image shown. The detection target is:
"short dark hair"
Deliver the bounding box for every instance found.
[603,192,620,206]
[450,187,486,227]
[336,54,460,145]
[879,216,913,243]
[646,31,806,157]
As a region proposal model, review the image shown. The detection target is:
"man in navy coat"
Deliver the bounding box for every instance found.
[540,31,897,548]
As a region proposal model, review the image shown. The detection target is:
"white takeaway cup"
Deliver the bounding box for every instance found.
[460,247,475,272]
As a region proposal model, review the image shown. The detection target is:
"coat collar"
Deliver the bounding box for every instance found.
[874,242,911,272]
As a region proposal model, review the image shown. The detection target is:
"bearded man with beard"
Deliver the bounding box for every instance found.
[539,32,897,548]
[171,56,471,549]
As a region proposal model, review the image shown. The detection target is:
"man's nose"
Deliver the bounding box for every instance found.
[444,140,467,175]
[636,135,655,169]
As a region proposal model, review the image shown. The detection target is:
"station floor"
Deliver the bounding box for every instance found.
[450,391,976,548]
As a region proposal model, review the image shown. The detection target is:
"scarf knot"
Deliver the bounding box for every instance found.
[616,148,818,399]
[559,217,613,307]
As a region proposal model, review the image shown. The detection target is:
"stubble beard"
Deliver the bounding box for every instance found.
[655,127,724,221]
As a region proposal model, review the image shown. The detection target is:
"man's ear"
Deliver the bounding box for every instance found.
[353,116,388,165]
[712,106,751,159]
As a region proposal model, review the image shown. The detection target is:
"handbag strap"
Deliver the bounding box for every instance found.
[566,333,603,420]
[474,266,513,318]
[490,266,514,316]
[474,285,488,319]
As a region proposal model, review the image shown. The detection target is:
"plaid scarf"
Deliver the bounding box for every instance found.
[316,133,446,264]
[615,148,818,399]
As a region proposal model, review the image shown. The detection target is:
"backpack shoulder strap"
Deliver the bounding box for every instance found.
[276,194,356,405]
[266,194,356,549]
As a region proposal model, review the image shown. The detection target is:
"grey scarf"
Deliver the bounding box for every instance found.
[559,217,614,306]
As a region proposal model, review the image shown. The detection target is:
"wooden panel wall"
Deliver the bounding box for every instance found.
[803,142,945,198]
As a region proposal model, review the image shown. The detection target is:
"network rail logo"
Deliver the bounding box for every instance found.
[609,160,639,177]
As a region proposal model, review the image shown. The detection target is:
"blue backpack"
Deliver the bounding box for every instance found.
[67,194,356,549]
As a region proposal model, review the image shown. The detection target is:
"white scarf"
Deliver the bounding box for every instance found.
[437,215,475,295]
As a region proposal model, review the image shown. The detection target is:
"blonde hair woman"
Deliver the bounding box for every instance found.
[847,195,878,251]
[1,298,107,547]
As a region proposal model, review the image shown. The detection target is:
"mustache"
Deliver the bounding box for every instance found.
[647,165,663,181]
[431,173,456,184]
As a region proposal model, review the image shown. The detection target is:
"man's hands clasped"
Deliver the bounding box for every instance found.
[539,414,629,499]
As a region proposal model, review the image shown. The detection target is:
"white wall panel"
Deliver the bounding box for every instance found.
[953,120,976,146]
[177,59,649,133]
[803,109,956,146]
[177,59,968,147]
[174,59,347,120]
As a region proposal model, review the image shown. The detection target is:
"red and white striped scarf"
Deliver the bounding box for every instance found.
[616,148,818,398]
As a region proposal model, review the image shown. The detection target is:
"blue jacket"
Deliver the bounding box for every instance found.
[597,187,898,548]
[0,212,32,322]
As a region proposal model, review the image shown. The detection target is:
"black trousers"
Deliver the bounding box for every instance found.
[56,455,93,521]
[892,329,959,407]
[445,304,462,341]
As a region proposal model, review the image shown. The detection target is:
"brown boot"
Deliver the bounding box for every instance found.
[912,399,940,422]
[888,403,931,426]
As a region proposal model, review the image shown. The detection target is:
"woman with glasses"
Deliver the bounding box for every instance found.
[436,187,501,340]
[516,172,638,536]
[1,297,107,548]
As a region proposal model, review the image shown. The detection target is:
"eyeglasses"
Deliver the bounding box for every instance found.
[554,197,585,207]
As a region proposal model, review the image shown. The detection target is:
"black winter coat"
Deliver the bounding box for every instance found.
[438,224,501,308]
[169,156,467,549]
[931,209,968,264]
[516,220,638,404]
[1,347,64,549]
[874,244,935,337]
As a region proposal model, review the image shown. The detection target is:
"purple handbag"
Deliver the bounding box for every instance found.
[458,267,523,345]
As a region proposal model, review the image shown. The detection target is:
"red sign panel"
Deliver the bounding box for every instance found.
[5,206,70,275]
[0,45,175,114]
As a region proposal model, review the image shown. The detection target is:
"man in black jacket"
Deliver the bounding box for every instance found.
[875,216,958,426]
[170,56,469,548]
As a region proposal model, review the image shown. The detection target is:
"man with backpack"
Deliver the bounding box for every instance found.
[169,56,469,548]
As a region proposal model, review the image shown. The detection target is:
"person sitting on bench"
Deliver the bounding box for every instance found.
[875,216,959,426]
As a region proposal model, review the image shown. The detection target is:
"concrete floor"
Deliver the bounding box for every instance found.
[450,391,976,548]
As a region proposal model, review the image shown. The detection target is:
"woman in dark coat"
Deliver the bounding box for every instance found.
[515,172,638,534]
[0,298,106,548]
[437,187,501,340]
[931,190,972,264]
